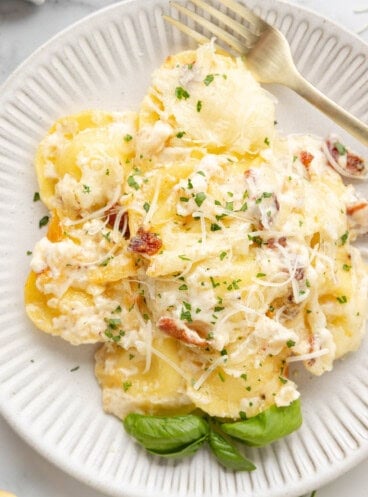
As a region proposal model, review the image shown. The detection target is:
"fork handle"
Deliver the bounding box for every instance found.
[289,70,368,146]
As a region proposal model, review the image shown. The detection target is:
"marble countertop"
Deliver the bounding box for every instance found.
[0,1,368,496]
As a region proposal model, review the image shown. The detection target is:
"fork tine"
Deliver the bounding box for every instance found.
[170,1,245,53]
[189,0,258,45]
[163,14,210,45]
[217,0,267,31]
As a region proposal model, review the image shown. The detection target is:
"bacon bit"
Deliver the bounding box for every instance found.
[300,151,314,169]
[244,169,253,179]
[325,139,366,177]
[347,201,368,216]
[294,268,305,281]
[128,227,162,256]
[157,317,208,347]
[346,153,365,174]
[274,195,280,211]
[266,236,287,249]
[266,309,275,318]
[107,205,130,239]
[307,335,316,366]
[327,140,342,163]
[346,200,368,236]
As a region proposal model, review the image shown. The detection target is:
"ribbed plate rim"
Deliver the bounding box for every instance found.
[0,1,367,497]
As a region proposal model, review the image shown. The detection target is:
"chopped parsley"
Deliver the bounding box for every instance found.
[239,201,248,212]
[286,340,296,348]
[99,256,113,266]
[175,86,190,100]
[178,254,191,261]
[105,328,125,342]
[82,184,91,193]
[336,295,347,304]
[194,192,206,207]
[26,250,32,256]
[339,231,349,246]
[179,284,188,291]
[240,374,247,381]
[33,192,40,202]
[70,366,80,372]
[105,168,110,176]
[227,279,241,291]
[176,131,186,138]
[342,264,351,271]
[239,411,247,420]
[143,202,150,213]
[105,318,121,330]
[210,276,220,288]
[248,234,263,246]
[210,223,222,232]
[196,100,202,112]
[203,74,215,86]
[124,134,133,142]
[264,137,270,146]
[256,273,266,278]
[180,196,189,203]
[218,371,225,382]
[123,381,132,392]
[279,376,287,384]
[256,191,273,203]
[39,215,49,228]
[127,175,140,190]
[180,306,192,322]
[334,141,347,156]
[219,251,227,260]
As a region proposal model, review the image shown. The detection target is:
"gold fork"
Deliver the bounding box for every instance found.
[164,0,368,146]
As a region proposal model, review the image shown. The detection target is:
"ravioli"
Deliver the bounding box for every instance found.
[25,43,368,422]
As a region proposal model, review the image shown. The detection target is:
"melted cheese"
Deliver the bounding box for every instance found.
[25,44,368,422]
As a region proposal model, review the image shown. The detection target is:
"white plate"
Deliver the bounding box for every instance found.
[0,1,367,497]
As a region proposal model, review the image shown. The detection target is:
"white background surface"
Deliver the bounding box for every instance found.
[0,0,368,496]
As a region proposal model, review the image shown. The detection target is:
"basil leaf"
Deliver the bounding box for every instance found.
[221,400,302,447]
[124,413,209,453]
[147,434,207,458]
[209,429,256,471]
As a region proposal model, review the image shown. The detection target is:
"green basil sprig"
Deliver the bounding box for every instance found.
[221,399,302,447]
[148,435,207,458]
[123,400,302,469]
[208,428,256,471]
[124,413,209,454]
